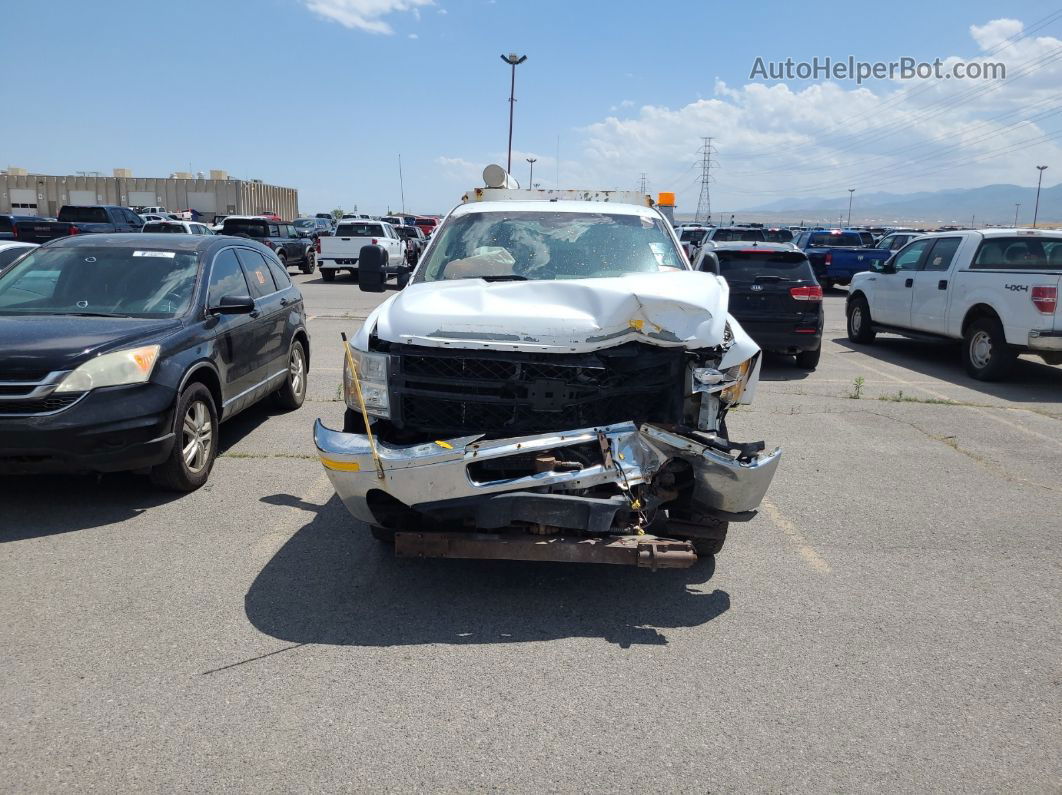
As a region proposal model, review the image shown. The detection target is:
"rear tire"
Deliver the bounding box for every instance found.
[795,345,821,370]
[321,269,336,282]
[301,251,315,274]
[150,383,218,492]
[273,340,307,410]
[821,278,834,291]
[847,296,877,344]
[963,317,1015,381]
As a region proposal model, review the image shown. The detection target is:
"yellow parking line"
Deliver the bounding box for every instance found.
[761,499,831,574]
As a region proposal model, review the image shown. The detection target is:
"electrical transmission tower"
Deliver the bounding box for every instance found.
[638,172,647,194]
[695,137,717,224]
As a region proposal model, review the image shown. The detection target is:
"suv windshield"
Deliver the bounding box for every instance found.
[59,207,109,223]
[415,211,686,283]
[711,228,765,242]
[809,232,863,247]
[0,246,199,318]
[293,219,316,229]
[717,250,815,283]
[222,219,269,237]
[143,222,186,233]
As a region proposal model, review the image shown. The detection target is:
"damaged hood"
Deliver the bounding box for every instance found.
[361,271,730,353]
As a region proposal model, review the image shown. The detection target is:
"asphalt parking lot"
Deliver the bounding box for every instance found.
[2,274,1060,791]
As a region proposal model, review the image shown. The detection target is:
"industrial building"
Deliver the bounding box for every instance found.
[0,167,299,221]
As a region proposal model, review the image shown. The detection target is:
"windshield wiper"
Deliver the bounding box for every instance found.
[477,275,528,282]
[59,311,137,318]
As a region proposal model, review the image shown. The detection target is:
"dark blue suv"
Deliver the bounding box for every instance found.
[0,234,310,490]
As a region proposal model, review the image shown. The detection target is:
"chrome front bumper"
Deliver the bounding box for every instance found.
[314,420,781,528]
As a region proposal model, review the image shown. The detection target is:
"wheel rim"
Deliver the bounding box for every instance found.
[290,346,306,397]
[181,400,213,473]
[969,330,993,369]
[851,305,863,333]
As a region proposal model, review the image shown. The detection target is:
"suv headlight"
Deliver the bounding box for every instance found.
[54,345,161,393]
[344,346,391,418]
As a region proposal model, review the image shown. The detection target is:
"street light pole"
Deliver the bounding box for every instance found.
[847,188,855,226]
[500,53,528,175]
[1033,165,1048,227]
[1014,202,1021,227]
[526,157,537,186]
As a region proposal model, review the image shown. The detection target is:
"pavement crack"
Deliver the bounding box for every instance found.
[200,643,310,675]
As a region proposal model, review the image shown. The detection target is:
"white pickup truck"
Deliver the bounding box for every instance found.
[846,228,1062,380]
[312,168,782,570]
[316,219,407,282]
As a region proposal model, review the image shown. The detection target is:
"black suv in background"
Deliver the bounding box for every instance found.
[220,217,315,274]
[393,224,428,264]
[0,234,310,490]
[695,242,823,369]
[293,217,333,238]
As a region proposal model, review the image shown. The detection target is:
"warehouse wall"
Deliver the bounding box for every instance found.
[0,174,299,220]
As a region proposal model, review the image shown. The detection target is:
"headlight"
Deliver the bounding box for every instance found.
[344,346,391,418]
[720,358,753,404]
[54,345,161,393]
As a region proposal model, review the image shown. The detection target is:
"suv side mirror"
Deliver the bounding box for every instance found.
[358,244,388,292]
[698,251,720,275]
[210,294,255,314]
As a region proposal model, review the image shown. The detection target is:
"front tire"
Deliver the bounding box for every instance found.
[273,340,307,409]
[150,383,218,492]
[963,317,1016,381]
[847,296,877,344]
[667,511,729,557]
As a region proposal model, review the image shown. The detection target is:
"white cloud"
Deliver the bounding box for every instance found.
[302,0,434,34]
[571,17,1062,212]
[437,7,447,12]
[408,32,418,38]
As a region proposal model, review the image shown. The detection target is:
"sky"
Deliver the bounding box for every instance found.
[3,0,1060,216]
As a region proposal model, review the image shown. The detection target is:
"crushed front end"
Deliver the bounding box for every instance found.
[315,331,781,568]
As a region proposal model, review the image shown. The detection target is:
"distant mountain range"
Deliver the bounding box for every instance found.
[739,183,1060,225]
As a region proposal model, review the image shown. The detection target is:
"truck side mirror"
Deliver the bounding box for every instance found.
[358,244,388,292]
[879,258,896,275]
[396,265,412,289]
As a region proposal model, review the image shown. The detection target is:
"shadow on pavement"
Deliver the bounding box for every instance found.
[758,352,816,382]
[0,472,182,542]
[832,336,1062,404]
[0,407,288,542]
[246,494,731,649]
[217,399,290,454]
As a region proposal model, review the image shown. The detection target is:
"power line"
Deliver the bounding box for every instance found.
[695,137,717,223]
